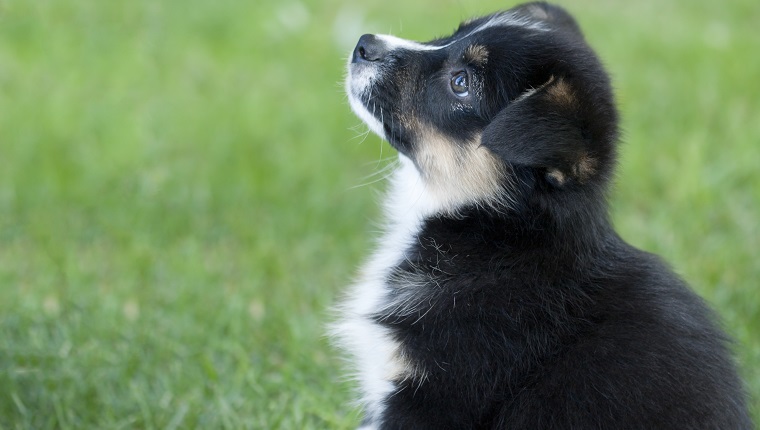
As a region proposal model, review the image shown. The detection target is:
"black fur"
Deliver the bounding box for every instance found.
[377,201,750,429]
[343,3,751,428]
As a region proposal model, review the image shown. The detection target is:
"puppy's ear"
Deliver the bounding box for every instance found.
[481,75,602,187]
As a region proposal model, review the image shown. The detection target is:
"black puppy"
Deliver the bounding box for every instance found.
[333,2,751,428]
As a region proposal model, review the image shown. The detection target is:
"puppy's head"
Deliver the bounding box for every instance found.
[346,2,618,212]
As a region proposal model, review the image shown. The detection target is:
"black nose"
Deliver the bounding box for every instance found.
[352,34,387,63]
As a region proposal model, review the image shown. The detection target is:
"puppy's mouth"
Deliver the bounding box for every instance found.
[346,35,411,154]
[347,73,410,153]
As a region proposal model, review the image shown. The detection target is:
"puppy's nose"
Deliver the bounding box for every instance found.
[352,34,387,63]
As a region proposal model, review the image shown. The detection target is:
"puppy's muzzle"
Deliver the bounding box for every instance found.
[352,34,387,63]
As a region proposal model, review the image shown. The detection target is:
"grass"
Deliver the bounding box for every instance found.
[0,0,757,428]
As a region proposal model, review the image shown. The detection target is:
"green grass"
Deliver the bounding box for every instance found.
[0,0,757,428]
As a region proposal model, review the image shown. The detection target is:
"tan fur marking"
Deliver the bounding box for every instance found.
[546,77,577,108]
[464,44,489,66]
[414,128,506,212]
[547,168,566,185]
[573,154,598,182]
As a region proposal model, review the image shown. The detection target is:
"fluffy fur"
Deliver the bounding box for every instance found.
[333,3,752,429]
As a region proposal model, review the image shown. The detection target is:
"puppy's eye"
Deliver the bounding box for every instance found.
[450,71,469,97]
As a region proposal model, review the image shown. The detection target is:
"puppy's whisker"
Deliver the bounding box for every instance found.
[347,164,399,190]
[360,156,398,167]
[353,129,372,146]
[348,123,367,133]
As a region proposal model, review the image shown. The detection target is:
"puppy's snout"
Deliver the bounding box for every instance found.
[352,34,387,63]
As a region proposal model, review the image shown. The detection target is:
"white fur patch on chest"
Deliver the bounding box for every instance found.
[332,155,440,423]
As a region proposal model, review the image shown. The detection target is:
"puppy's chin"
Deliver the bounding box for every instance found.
[346,63,386,140]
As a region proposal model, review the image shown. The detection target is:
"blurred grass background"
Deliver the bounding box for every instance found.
[0,0,757,428]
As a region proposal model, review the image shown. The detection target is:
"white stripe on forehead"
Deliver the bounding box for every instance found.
[376,11,548,52]
[375,34,450,52]
[484,11,549,33]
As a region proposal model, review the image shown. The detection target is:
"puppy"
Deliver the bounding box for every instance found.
[333,2,752,429]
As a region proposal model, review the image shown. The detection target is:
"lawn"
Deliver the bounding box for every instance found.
[0,0,757,428]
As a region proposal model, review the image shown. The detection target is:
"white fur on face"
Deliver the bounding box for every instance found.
[482,10,549,33]
[374,34,448,52]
